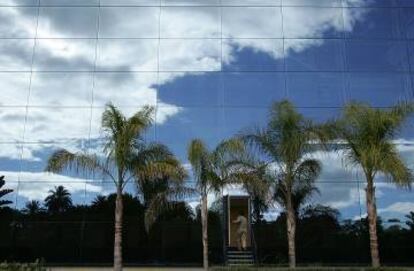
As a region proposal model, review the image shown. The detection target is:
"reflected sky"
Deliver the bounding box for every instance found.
[0,0,413,223]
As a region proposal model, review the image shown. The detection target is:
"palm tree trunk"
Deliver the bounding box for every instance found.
[201,190,209,270]
[366,178,380,268]
[114,184,123,271]
[286,191,296,268]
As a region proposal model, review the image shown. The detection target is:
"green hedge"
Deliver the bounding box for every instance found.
[0,260,45,271]
[211,267,410,271]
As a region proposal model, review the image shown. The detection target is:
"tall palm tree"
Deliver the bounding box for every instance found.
[0,175,13,208]
[329,101,414,267]
[46,103,186,271]
[241,100,328,268]
[188,138,244,270]
[44,186,72,214]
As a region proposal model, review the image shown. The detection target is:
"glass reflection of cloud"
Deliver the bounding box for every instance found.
[0,0,412,220]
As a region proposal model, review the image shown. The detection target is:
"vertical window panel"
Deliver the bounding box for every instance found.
[346,40,409,72]
[285,39,345,71]
[37,7,99,38]
[223,72,286,106]
[100,7,159,38]
[160,6,220,38]
[0,39,34,71]
[287,72,345,107]
[223,39,284,71]
[282,7,344,38]
[29,72,93,106]
[346,72,412,107]
[97,39,158,71]
[159,39,221,71]
[222,7,282,38]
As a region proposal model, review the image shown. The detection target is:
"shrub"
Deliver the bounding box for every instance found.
[0,259,45,271]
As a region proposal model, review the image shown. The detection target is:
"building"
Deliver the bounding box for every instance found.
[0,0,413,265]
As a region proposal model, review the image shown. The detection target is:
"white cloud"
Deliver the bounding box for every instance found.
[379,202,414,215]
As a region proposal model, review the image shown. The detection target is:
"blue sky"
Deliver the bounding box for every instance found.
[0,0,413,224]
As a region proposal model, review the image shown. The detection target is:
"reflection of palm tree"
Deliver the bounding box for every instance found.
[0,176,13,208]
[92,195,107,210]
[329,102,414,268]
[24,200,43,215]
[188,138,244,270]
[44,186,72,213]
[46,103,187,271]
[242,100,328,268]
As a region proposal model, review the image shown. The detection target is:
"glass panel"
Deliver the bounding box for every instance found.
[287,72,345,107]
[159,39,220,71]
[282,0,342,7]
[222,39,284,71]
[282,7,344,38]
[0,72,30,106]
[24,107,92,143]
[343,0,398,7]
[222,7,282,38]
[285,39,345,71]
[346,40,409,72]
[94,72,158,107]
[29,72,93,106]
[0,107,26,143]
[398,0,414,7]
[156,106,220,161]
[0,39,34,71]
[346,72,412,107]
[345,8,401,38]
[40,0,99,6]
[222,107,268,139]
[0,7,37,38]
[157,72,220,106]
[33,39,96,71]
[160,6,220,38]
[0,0,39,6]
[400,8,414,39]
[222,0,280,5]
[100,0,156,6]
[97,39,158,72]
[0,143,22,172]
[100,7,159,38]
[37,7,98,38]
[223,72,286,106]
[161,0,221,6]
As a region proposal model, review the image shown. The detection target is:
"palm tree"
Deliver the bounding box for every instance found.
[330,101,413,267]
[46,103,186,271]
[44,186,72,214]
[24,200,44,215]
[0,175,13,208]
[241,100,328,268]
[187,138,244,270]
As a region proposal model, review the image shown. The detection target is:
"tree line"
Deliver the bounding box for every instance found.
[1,100,413,270]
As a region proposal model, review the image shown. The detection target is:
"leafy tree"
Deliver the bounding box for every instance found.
[46,103,186,271]
[0,175,13,208]
[24,200,44,215]
[188,138,244,270]
[242,100,328,268]
[329,101,413,267]
[44,186,72,214]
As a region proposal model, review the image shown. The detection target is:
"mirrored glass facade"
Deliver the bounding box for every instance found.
[0,0,413,265]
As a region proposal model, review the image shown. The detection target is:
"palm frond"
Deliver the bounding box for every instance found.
[45,149,113,181]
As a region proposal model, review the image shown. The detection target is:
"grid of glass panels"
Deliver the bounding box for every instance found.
[0,0,414,261]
